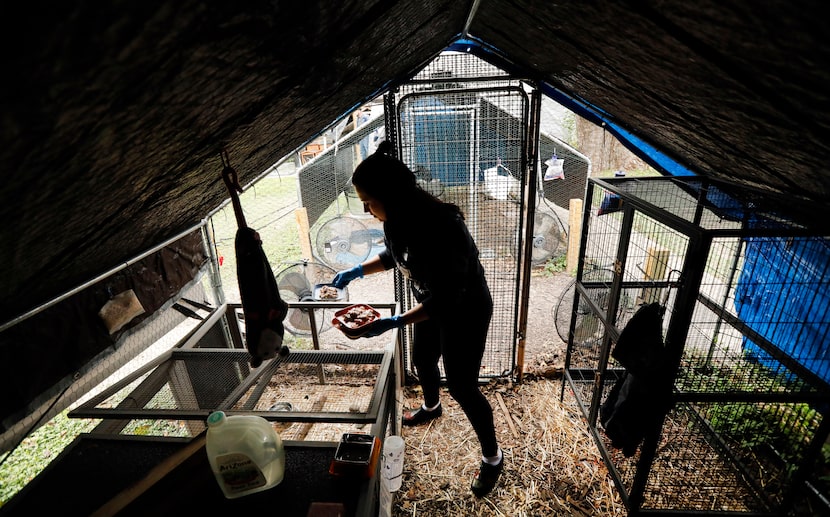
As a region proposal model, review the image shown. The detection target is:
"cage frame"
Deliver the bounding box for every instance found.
[389,78,534,382]
[69,301,402,440]
[563,175,830,515]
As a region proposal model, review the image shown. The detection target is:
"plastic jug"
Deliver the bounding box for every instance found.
[206,411,285,499]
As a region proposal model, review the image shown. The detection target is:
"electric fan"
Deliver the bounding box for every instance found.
[530,212,565,265]
[553,267,632,347]
[315,216,375,271]
[275,260,346,335]
[553,278,601,347]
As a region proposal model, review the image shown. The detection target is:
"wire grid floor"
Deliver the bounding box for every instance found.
[232,358,384,442]
[569,380,767,513]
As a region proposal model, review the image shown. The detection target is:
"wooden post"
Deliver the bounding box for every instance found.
[295,207,313,260]
[640,247,670,305]
[566,198,583,275]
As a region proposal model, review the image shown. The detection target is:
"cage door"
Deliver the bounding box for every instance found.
[394,86,529,379]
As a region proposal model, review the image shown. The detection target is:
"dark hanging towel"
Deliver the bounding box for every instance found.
[221,150,289,368]
[600,302,675,457]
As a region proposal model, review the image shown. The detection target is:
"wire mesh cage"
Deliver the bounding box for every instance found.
[72,330,396,444]
[206,49,588,382]
[564,176,830,515]
[394,56,528,378]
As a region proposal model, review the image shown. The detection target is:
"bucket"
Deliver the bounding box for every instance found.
[206,411,285,499]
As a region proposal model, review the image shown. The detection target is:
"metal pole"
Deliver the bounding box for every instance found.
[515,86,541,382]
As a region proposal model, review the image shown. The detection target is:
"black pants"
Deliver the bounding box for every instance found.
[411,293,497,457]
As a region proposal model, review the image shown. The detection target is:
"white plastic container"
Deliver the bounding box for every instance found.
[206,411,285,499]
[381,435,405,492]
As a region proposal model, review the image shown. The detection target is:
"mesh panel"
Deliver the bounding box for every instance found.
[298,115,386,228]
[73,345,392,442]
[209,168,304,306]
[0,262,220,452]
[605,402,768,513]
[409,52,511,83]
[209,50,588,381]
[396,85,527,378]
[565,176,830,514]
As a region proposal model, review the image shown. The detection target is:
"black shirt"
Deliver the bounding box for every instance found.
[377,204,490,321]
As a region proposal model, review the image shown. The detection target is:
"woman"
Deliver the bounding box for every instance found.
[331,141,503,497]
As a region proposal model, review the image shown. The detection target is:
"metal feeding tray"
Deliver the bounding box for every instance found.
[330,433,381,478]
[334,433,376,464]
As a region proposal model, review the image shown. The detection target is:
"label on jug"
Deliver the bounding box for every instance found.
[215,452,267,494]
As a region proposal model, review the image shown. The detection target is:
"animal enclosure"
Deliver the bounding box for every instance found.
[564,176,830,515]
[295,51,586,380]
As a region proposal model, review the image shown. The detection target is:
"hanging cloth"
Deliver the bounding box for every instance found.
[600,302,674,456]
[221,150,289,368]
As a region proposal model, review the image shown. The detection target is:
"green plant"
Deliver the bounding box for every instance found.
[706,400,825,481]
[540,254,567,276]
[819,444,830,484]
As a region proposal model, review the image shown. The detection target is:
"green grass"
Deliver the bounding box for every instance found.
[537,254,568,277]
[0,412,99,505]
[210,173,305,300]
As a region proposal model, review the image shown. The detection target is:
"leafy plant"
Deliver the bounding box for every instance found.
[539,254,567,277]
[706,400,827,482]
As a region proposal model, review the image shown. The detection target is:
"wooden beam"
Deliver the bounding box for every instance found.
[639,247,670,305]
[295,207,313,261]
[566,198,583,275]
[91,434,207,517]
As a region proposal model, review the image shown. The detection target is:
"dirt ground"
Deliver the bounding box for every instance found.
[521,270,575,375]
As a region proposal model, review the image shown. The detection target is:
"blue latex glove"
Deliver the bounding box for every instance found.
[361,315,404,337]
[332,264,364,288]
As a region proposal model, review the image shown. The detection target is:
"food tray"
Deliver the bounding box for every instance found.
[332,304,380,337]
[329,433,381,478]
[312,283,346,301]
[333,433,376,464]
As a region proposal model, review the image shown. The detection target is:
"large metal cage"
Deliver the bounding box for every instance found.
[564,176,830,515]
[294,50,587,380]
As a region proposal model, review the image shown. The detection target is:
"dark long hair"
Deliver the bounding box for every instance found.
[351,141,462,221]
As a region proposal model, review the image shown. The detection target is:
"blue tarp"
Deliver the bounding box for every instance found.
[401,96,472,186]
[735,237,830,384]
